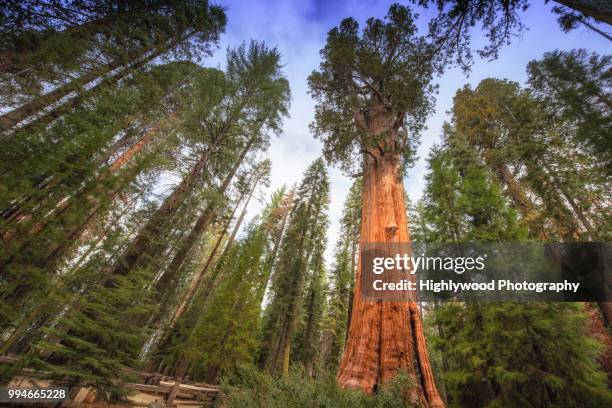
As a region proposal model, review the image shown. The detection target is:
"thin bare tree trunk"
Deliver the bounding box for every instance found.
[159,176,259,342]
[154,134,258,293]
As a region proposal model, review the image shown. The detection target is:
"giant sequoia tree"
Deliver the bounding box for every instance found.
[308,5,444,405]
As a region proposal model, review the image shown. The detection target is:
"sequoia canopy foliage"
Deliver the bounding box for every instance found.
[0,1,611,407]
[308,3,440,174]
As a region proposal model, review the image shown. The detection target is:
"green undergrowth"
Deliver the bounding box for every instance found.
[220,365,420,408]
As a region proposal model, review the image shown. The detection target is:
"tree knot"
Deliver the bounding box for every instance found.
[385,223,398,235]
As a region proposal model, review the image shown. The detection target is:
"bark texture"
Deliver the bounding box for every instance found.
[337,139,444,407]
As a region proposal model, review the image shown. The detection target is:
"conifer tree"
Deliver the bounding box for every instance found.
[105,41,289,279]
[321,179,362,370]
[308,5,444,404]
[0,61,201,332]
[527,49,611,173]
[451,77,608,241]
[260,158,330,377]
[183,189,289,382]
[0,0,227,132]
[449,77,611,334]
[419,141,612,407]
[153,182,286,380]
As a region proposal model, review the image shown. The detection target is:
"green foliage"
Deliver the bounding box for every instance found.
[153,179,283,382]
[419,116,612,407]
[0,0,227,105]
[27,269,155,402]
[260,158,330,375]
[420,142,528,242]
[527,49,611,172]
[308,4,438,174]
[449,74,610,240]
[221,365,417,408]
[321,179,362,369]
[186,225,270,382]
[431,302,612,408]
[0,61,202,329]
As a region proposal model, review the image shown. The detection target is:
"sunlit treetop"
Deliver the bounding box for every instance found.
[308,3,441,175]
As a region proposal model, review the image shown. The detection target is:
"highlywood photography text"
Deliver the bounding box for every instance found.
[368,253,581,294]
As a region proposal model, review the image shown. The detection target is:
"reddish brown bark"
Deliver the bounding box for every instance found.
[337,142,444,407]
[105,144,215,278]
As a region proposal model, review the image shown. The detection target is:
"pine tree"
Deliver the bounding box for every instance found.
[419,141,612,407]
[259,158,330,377]
[153,183,286,381]
[152,160,271,356]
[321,179,361,370]
[527,49,611,173]
[449,76,612,335]
[451,77,608,241]
[104,41,289,280]
[0,61,201,333]
[0,0,227,132]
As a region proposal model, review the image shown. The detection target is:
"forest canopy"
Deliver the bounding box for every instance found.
[0,1,610,407]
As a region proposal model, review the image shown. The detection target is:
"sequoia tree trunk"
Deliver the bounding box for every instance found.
[337,136,444,407]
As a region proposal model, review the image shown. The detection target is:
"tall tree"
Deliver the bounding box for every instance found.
[259,158,330,377]
[178,187,289,382]
[447,74,612,380]
[307,5,444,405]
[154,160,271,352]
[321,179,362,370]
[0,62,199,332]
[451,78,609,242]
[104,41,289,280]
[0,0,227,132]
[418,141,612,407]
[527,49,611,173]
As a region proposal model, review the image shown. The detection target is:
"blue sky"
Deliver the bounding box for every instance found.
[200,0,610,265]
